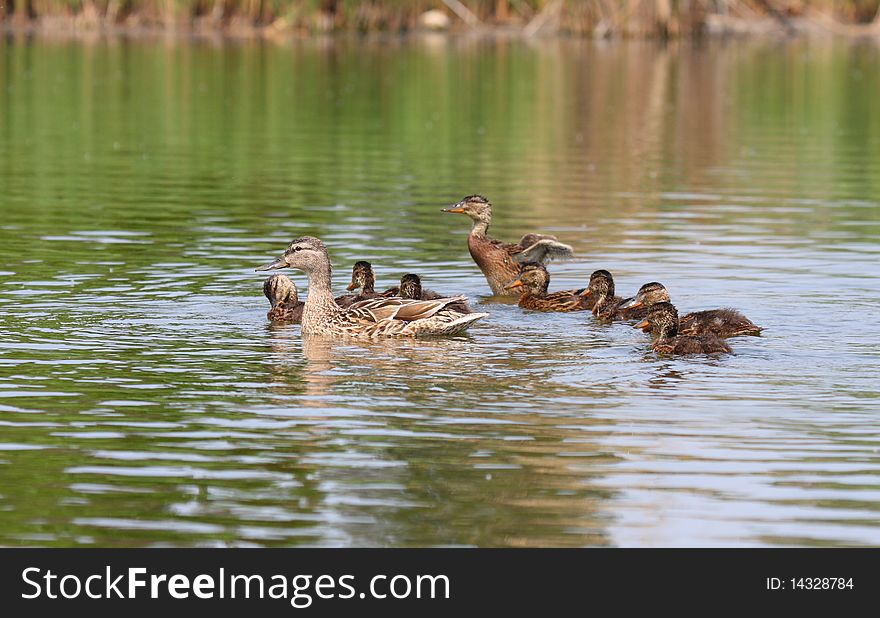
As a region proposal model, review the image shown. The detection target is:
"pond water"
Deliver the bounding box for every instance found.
[1,35,879,547]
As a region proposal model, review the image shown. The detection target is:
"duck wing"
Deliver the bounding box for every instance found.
[512,238,574,264]
[347,296,469,324]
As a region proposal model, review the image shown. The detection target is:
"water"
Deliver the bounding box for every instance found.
[1,35,879,547]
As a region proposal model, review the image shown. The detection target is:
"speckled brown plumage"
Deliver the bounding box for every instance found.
[583,270,645,321]
[399,273,471,313]
[635,302,732,355]
[505,263,592,312]
[335,260,398,308]
[256,237,488,338]
[442,195,573,297]
[621,282,762,338]
[263,274,304,324]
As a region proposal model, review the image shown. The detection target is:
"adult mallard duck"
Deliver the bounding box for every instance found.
[263,274,304,323]
[335,260,398,308]
[582,270,643,321]
[441,195,574,297]
[256,237,488,338]
[503,263,593,312]
[620,282,762,338]
[634,302,732,355]
[399,273,471,313]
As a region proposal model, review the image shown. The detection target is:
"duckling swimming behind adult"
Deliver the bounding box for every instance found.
[620,282,762,338]
[441,194,574,297]
[335,260,398,308]
[263,274,304,324]
[399,273,471,313]
[635,302,732,355]
[504,263,593,312]
[582,270,643,321]
[256,237,488,338]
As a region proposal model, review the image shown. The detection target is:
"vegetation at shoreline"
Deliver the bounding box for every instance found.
[1,0,880,38]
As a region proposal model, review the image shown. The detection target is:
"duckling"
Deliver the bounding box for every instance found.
[582,270,642,321]
[399,273,472,313]
[256,237,488,338]
[634,302,732,355]
[335,260,398,308]
[619,282,762,338]
[263,274,304,324]
[442,195,574,296]
[504,263,593,312]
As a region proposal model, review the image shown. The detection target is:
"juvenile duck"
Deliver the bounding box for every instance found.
[335,260,398,308]
[634,302,732,355]
[399,273,471,313]
[256,237,488,338]
[619,282,762,338]
[504,263,593,312]
[583,270,642,321]
[263,274,304,324]
[442,195,574,297]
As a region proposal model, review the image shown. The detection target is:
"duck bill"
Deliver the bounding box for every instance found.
[441,201,466,213]
[620,297,643,309]
[504,279,524,291]
[580,288,592,297]
[634,319,651,332]
[255,257,289,272]
[346,280,358,291]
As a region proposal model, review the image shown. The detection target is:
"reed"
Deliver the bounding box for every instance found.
[2,0,879,37]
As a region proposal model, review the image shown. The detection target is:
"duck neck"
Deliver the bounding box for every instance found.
[303,261,340,318]
[470,218,490,237]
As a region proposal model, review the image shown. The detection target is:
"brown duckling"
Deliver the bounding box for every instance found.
[504,263,593,312]
[583,270,642,321]
[399,273,471,313]
[634,302,732,355]
[263,274,304,323]
[620,282,762,338]
[335,260,398,308]
[441,195,573,297]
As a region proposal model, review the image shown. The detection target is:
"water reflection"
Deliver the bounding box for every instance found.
[0,36,878,546]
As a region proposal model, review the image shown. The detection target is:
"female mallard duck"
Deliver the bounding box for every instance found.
[620,282,762,338]
[256,237,488,338]
[263,274,304,323]
[634,302,732,355]
[503,263,593,312]
[335,260,398,308]
[399,273,471,313]
[582,270,643,321]
[442,195,574,297]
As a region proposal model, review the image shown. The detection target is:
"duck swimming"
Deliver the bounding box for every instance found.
[504,263,593,312]
[335,260,398,308]
[399,273,472,313]
[442,195,574,297]
[620,282,762,338]
[583,270,643,321]
[263,274,304,324]
[256,237,488,338]
[634,302,732,355]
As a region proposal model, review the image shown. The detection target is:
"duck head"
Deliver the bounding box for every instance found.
[583,269,614,300]
[346,261,375,293]
[442,195,492,231]
[504,262,549,295]
[263,274,298,308]
[620,281,670,310]
[399,273,423,299]
[634,302,679,339]
[255,236,329,275]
